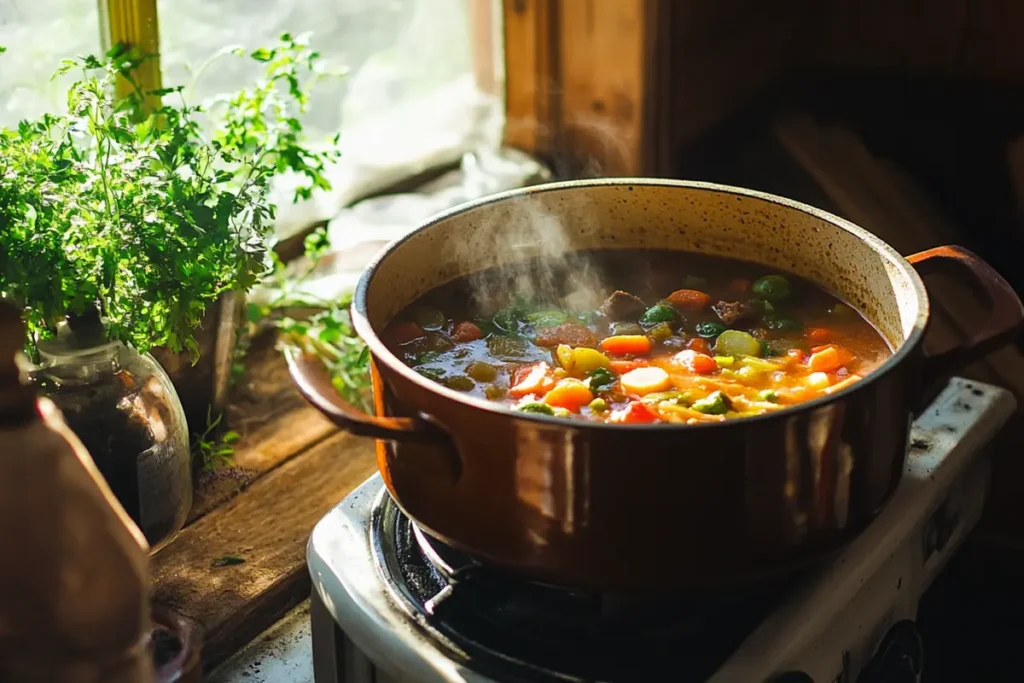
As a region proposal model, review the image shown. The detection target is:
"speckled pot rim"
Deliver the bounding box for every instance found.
[352,178,931,432]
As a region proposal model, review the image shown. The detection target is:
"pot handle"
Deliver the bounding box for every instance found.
[907,245,1024,383]
[284,346,438,443]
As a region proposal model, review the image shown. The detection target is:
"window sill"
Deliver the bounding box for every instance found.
[150,334,374,671]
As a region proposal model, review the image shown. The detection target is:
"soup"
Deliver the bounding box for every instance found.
[382,250,892,424]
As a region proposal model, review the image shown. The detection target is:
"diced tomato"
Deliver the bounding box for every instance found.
[390,321,425,345]
[729,278,750,293]
[451,321,483,342]
[686,337,711,355]
[806,327,832,343]
[666,289,711,311]
[787,348,807,363]
[509,362,555,398]
[675,349,718,375]
[610,401,660,424]
[610,359,647,374]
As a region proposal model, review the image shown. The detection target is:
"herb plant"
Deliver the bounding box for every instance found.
[0,34,340,358]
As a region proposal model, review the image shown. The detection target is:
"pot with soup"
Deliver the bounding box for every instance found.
[288,179,1023,593]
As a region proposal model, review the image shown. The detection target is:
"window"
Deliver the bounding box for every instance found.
[0,0,103,126]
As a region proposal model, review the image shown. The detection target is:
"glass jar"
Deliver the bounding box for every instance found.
[35,309,192,552]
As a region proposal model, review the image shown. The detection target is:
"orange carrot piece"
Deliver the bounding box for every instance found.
[544,378,594,411]
[666,289,711,311]
[810,343,854,367]
[676,349,718,375]
[509,362,555,398]
[808,346,841,373]
[610,401,660,424]
[452,321,483,342]
[787,348,807,363]
[599,335,652,356]
[610,359,647,374]
[729,278,750,293]
[806,327,832,343]
[686,337,711,355]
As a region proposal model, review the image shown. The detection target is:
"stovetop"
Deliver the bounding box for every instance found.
[307,378,1016,683]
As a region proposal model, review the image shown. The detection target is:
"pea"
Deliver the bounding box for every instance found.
[415,367,447,382]
[518,402,555,415]
[766,317,801,332]
[714,330,762,357]
[414,306,447,331]
[612,321,644,336]
[641,303,680,326]
[757,389,778,403]
[466,361,498,382]
[484,384,507,400]
[588,397,609,412]
[444,375,475,392]
[752,275,792,302]
[486,335,528,359]
[695,321,727,339]
[647,322,673,342]
[691,391,732,415]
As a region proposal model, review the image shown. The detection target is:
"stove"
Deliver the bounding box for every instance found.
[307,378,1015,683]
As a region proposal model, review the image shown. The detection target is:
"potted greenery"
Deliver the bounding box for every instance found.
[0,34,340,433]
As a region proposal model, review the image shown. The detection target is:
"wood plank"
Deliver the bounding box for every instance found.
[502,0,556,157]
[152,431,377,670]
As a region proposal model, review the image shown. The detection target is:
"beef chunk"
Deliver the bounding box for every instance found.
[711,300,752,325]
[534,323,598,348]
[600,290,646,321]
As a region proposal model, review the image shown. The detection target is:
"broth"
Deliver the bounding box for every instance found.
[383,250,892,424]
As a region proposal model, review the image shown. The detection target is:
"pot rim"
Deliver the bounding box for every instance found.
[352,178,930,431]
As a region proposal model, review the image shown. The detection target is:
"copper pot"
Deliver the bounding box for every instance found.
[288,179,1023,593]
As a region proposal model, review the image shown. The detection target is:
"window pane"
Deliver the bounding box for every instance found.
[0,0,102,126]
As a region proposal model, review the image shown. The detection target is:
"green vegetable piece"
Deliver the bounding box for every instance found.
[757,389,778,403]
[640,303,680,326]
[647,321,673,342]
[414,306,447,331]
[415,367,447,382]
[444,375,475,392]
[486,335,528,359]
[751,275,792,302]
[526,310,571,328]
[491,306,526,332]
[766,317,802,332]
[551,407,572,418]
[518,402,555,415]
[691,391,732,415]
[641,391,689,405]
[695,321,727,339]
[587,366,617,391]
[588,397,609,412]
[714,330,762,357]
[612,321,644,336]
[466,361,498,382]
[484,384,507,400]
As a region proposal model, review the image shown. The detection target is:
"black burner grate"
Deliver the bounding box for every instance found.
[371,494,797,682]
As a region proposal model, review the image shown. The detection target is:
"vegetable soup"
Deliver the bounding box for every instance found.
[382,250,892,424]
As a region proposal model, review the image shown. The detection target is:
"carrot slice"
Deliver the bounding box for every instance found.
[787,348,807,363]
[544,378,594,411]
[509,362,555,398]
[620,367,672,396]
[610,401,660,424]
[806,327,832,343]
[599,335,652,356]
[666,289,711,311]
[675,349,718,375]
[610,359,646,374]
[808,346,841,373]
[686,337,711,355]
[452,321,483,342]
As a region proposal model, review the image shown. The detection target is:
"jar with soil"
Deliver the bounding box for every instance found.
[34,307,192,552]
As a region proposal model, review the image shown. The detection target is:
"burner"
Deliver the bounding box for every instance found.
[372,496,792,682]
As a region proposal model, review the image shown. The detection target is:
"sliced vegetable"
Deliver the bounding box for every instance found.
[509,362,555,398]
[610,401,660,424]
[556,344,575,371]
[466,361,498,382]
[751,274,792,301]
[600,335,653,356]
[692,391,732,415]
[484,384,507,400]
[666,288,711,311]
[486,335,528,359]
[647,322,673,342]
[695,321,727,339]
[806,372,831,390]
[620,367,672,395]
[713,355,735,367]
[444,376,475,391]
[640,303,681,326]
[544,378,594,411]
[518,402,555,415]
[808,346,842,372]
[714,330,762,357]
[587,366,617,391]
[573,347,612,374]
[675,349,719,375]
[452,321,483,342]
[414,306,447,331]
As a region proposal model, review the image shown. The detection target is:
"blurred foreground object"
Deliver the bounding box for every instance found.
[0,301,155,683]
